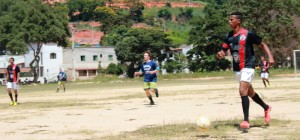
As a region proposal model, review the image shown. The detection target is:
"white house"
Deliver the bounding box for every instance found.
[166,44,194,59]
[63,47,117,80]
[0,44,118,82]
[24,43,63,82]
[162,44,194,74]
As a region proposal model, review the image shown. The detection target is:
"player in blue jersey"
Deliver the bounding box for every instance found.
[134,51,160,105]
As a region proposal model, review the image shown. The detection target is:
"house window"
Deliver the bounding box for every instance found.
[78,70,87,76]
[50,53,56,59]
[81,55,86,61]
[93,55,98,61]
[108,55,113,61]
[100,54,102,58]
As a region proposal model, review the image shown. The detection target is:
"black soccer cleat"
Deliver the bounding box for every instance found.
[155,89,159,98]
[150,101,155,105]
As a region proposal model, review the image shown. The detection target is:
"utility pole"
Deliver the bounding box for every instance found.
[72,28,76,81]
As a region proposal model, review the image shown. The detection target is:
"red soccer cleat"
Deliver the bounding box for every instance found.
[265,105,272,124]
[240,121,250,129]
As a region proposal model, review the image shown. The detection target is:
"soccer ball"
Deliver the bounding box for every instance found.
[196,116,211,130]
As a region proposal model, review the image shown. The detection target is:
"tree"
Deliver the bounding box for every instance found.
[165,2,172,8]
[0,0,70,82]
[163,54,187,73]
[67,0,106,21]
[177,8,193,23]
[105,28,172,78]
[106,63,124,75]
[94,6,117,22]
[101,25,130,45]
[158,8,172,20]
[227,0,300,67]
[188,0,300,71]
[99,12,134,33]
[188,1,229,72]
[128,1,145,22]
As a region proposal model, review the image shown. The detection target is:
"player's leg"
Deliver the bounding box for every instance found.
[262,79,267,87]
[265,73,270,85]
[239,81,251,124]
[13,82,18,105]
[265,79,270,85]
[248,85,268,110]
[149,82,158,98]
[57,81,61,92]
[6,82,14,105]
[238,68,255,129]
[248,85,271,124]
[261,73,267,87]
[63,82,66,92]
[144,82,154,105]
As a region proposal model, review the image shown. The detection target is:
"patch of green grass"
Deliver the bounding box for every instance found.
[269,68,294,75]
[102,119,298,140]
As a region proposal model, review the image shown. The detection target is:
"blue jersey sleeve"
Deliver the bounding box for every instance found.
[152,62,160,71]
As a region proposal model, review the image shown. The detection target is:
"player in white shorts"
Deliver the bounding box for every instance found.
[6,57,20,106]
[260,56,270,87]
[217,12,275,129]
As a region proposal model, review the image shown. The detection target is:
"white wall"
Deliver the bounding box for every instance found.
[24,43,63,82]
[182,44,194,55]
[63,47,117,80]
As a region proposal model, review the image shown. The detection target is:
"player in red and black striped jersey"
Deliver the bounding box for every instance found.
[6,57,20,106]
[260,56,270,87]
[217,12,275,129]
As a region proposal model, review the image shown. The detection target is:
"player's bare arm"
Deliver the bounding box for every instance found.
[134,71,143,76]
[260,42,275,66]
[16,72,20,84]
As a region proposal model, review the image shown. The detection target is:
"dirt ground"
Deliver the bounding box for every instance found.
[0,76,299,139]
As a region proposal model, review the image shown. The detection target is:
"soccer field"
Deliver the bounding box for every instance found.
[0,76,299,139]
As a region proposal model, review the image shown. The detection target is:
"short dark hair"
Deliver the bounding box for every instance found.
[144,51,151,58]
[9,57,14,61]
[230,12,243,23]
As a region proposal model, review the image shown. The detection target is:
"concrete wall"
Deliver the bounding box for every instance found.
[63,47,118,80]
